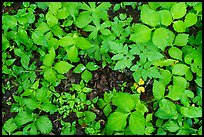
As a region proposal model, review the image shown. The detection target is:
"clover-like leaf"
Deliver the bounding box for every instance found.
[66,45,79,63]
[130,24,152,44]
[54,61,74,74]
[171,2,186,19]
[168,47,182,60]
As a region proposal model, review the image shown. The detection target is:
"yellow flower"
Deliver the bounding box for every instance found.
[133,83,138,89]
[137,86,145,93]
[138,78,144,85]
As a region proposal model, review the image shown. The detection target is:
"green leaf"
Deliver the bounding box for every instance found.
[81,70,92,83]
[112,92,135,113]
[75,12,91,28]
[159,69,172,86]
[59,36,75,47]
[153,80,165,100]
[168,47,182,60]
[41,103,57,114]
[43,47,55,67]
[195,77,202,87]
[20,54,30,69]
[180,106,202,118]
[148,67,162,79]
[167,85,185,101]
[158,10,172,26]
[129,111,145,135]
[84,111,96,123]
[31,30,48,46]
[49,2,62,14]
[172,64,189,75]
[54,61,74,74]
[130,24,152,43]
[73,64,86,73]
[23,98,39,110]
[152,27,169,51]
[107,112,128,131]
[75,37,93,50]
[174,34,189,46]
[173,76,188,88]
[184,13,197,27]
[111,54,124,60]
[3,118,17,135]
[140,5,160,27]
[46,11,58,27]
[109,41,123,54]
[44,68,56,85]
[57,7,69,19]
[173,20,186,33]
[36,116,52,134]
[66,45,79,63]
[36,87,48,102]
[14,111,33,127]
[163,120,180,132]
[171,2,186,19]
[185,69,193,81]
[86,62,99,71]
[36,22,50,33]
[103,104,112,116]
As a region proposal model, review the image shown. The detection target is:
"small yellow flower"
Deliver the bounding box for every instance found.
[138,78,144,85]
[133,83,138,89]
[137,86,145,93]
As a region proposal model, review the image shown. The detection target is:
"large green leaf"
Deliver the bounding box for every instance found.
[140,5,160,27]
[75,12,91,28]
[163,120,180,132]
[83,111,96,123]
[57,7,69,19]
[153,80,165,100]
[46,11,58,27]
[59,36,75,47]
[130,24,152,44]
[167,85,185,101]
[152,27,169,51]
[54,61,74,74]
[36,116,52,134]
[172,64,189,75]
[173,76,188,88]
[14,111,34,127]
[49,2,62,14]
[43,68,56,85]
[75,37,93,50]
[112,92,135,113]
[41,103,57,114]
[180,106,202,118]
[23,98,39,110]
[168,47,182,60]
[107,112,128,131]
[129,111,146,135]
[174,34,189,46]
[171,2,186,19]
[158,10,172,26]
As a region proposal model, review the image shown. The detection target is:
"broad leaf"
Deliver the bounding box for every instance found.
[75,12,91,28]
[36,116,52,134]
[159,69,172,86]
[171,2,186,19]
[73,64,86,73]
[86,62,99,71]
[173,76,188,88]
[57,7,69,19]
[44,68,56,85]
[43,47,55,67]
[41,103,57,114]
[81,70,92,83]
[23,98,39,110]
[46,11,58,27]
[59,36,75,47]
[107,112,128,131]
[109,41,123,54]
[153,80,165,100]
[130,24,152,44]
[67,45,79,62]
[184,13,197,27]
[49,2,62,14]
[3,118,17,135]
[168,47,182,60]
[54,61,74,74]
[14,111,33,127]
[75,37,93,50]
[174,34,189,46]
[111,54,124,60]
[163,120,180,132]
[172,64,189,75]
[20,54,30,70]
[158,10,172,26]
[84,111,96,123]
[167,85,185,101]
[173,20,186,33]
[180,106,202,118]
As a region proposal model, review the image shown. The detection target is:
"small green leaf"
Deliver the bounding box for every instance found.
[43,47,55,67]
[173,76,188,88]
[59,36,75,47]
[20,54,30,69]
[152,27,169,51]
[168,47,182,60]
[66,45,79,63]
[3,118,17,135]
[46,11,58,27]
[23,98,39,110]
[159,69,172,86]
[171,2,186,19]
[73,64,86,73]
[103,104,112,116]
[158,10,172,26]
[172,64,189,76]
[41,103,57,114]
[75,37,93,50]
[75,12,91,28]
[81,70,92,83]
[180,106,202,118]
[86,62,99,71]
[184,13,197,27]
[36,116,52,134]
[130,24,152,43]
[174,34,189,46]
[107,112,128,131]
[57,7,69,19]
[163,120,180,132]
[84,111,96,123]
[167,85,185,101]
[111,54,124,60]
[49,2,62,14]
[173,20,186,33]
[14,111,33,127]
[54,61,74,74]
[153,80,165,100]
[44,68,56,85]
[159,99,178,119]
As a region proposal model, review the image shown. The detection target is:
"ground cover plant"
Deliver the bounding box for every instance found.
[2,2,202,135]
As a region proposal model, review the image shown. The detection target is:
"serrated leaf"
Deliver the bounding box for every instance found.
[86,62,99,71]
[171,2,186,19]
[3,118,17,135]
[140,5,160,27]
[36,116,52,134]
[43,47,55,67]
[20,54,30,70]
[184,13,197,27]
[73,64,86,73]
[163,120,180,132]
[107,112,128,131]
[129,111,145,135]
[41,103,57,114]
[112,92,135,113]
[67,45,79,63]
[158,10,172,26]
[54,61,74,74]
[75,12,91,28]
[23,98,39,110]
[152,27,169,51]
[172,64,189,75]
[14,111,33,127]
[130,24,152,43]
[81,70,92,83]
[59,36,75,47]
[36,87,48,102]
[75,37,93,50]
[159,99,178,119]
[153,80,165,100]
[44,68,56,85]
[173,76,188,88]
[168,47,182,60]
[174,34,189,46]
[46,11,58,27]
[173,20,186,33]
[167,85,185,101]
[180,106,202,118]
